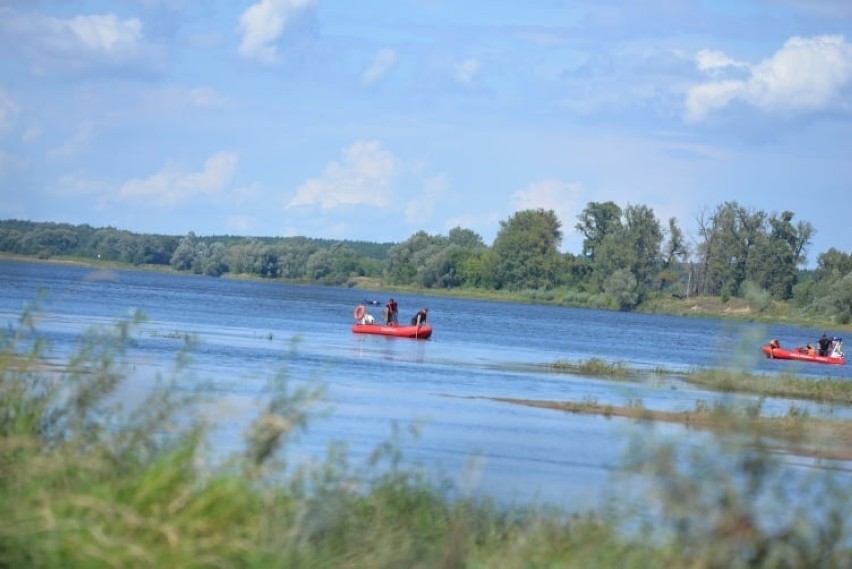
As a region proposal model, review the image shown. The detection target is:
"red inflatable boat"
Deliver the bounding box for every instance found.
[761,338,845,366]
[352,322,432,339]
[351,304,432,339]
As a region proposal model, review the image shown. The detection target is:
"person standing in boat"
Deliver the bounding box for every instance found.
[385,298,399,325]
[818,333,831,356]
[411,307,428,326]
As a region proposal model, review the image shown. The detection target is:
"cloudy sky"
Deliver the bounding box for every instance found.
[1,1,851,264]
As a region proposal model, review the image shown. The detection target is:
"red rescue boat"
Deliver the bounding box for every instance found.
[350,304,432,339]
[352,322,432,339]
[761,337,845,365]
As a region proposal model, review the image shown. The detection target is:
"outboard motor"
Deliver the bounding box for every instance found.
[830,338,844,358]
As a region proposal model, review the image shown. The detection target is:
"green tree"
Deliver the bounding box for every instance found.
[575,201,622,259]
[491,209,563,290]
[658,217,689,292]
[170,231,198,271]
[447,226,485,248]
[589,204,662,301]
[695,202,765,297]
[412,227,488,289]
[825,273,852,324]
[456,249,496,289]
[194,242,228,276]
[815,248,852,282]
[746,211,813,300]
[385,231,447,286]
[604,268,639,311]
[306,249,333,281]
[805,248,852,322]
[329,243,360,284]
[276,240,316,280]
[138,234,177,265]
[623,204,663,291]
[590,233,634,291]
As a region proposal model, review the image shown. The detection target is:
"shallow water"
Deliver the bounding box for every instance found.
[1,259,850,509]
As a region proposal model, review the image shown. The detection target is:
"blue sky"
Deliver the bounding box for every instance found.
[1,1,851,265]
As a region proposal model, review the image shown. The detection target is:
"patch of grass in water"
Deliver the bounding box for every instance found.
[551,357,630,376]
[685,368,852,404]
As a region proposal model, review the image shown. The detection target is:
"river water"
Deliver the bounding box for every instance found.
[1,259,850,511]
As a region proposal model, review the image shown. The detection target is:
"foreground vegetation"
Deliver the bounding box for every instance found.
[2,309,850,567]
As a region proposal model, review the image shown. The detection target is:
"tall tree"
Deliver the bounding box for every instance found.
[590,204,662,301]
[622,204,663,290]
[385,231,447,286]
[491,209,563,290]
[745,211,812,298]
[659,217,689,292]
[575,201,622,259]
[695,202,765,297]
[447,226,485,248]
[170,231,198,271]
[816,248,852,282]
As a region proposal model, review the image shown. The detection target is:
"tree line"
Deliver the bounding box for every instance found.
[2,201,850,323]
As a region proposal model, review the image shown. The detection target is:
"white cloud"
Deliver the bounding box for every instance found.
[0,90,19,133]
[361,48,398,86]
[48,121,94,159]
[686,35,852,122]
[189,86,229,108]
[684,80,742,122]
[404,174,448,223]
[455,58,481,86]
[0,149,28,179]
[226,215,251,233]
[237,0,317,64]
[57,172,110,196]
[119,152,238,206]
[288,140,399,209]
[23,126,41,144]
[695,49,747,76]
[0,11,161,73]
[63,14,143,54]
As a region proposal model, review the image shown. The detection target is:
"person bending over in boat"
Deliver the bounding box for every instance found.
[411,307,428,326]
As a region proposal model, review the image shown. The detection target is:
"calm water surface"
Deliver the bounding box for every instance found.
[1,259,850,510]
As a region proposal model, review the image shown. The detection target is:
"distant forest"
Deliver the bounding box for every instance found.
[2,200,851,323]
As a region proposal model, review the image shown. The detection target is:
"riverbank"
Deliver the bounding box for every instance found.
[4,253,849,332]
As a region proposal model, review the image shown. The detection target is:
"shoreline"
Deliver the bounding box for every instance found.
[2,252,849,332]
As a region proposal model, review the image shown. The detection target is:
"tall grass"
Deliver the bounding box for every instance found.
[551,357,630,376]
[685,368,852,405]
[1,306,849,567]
